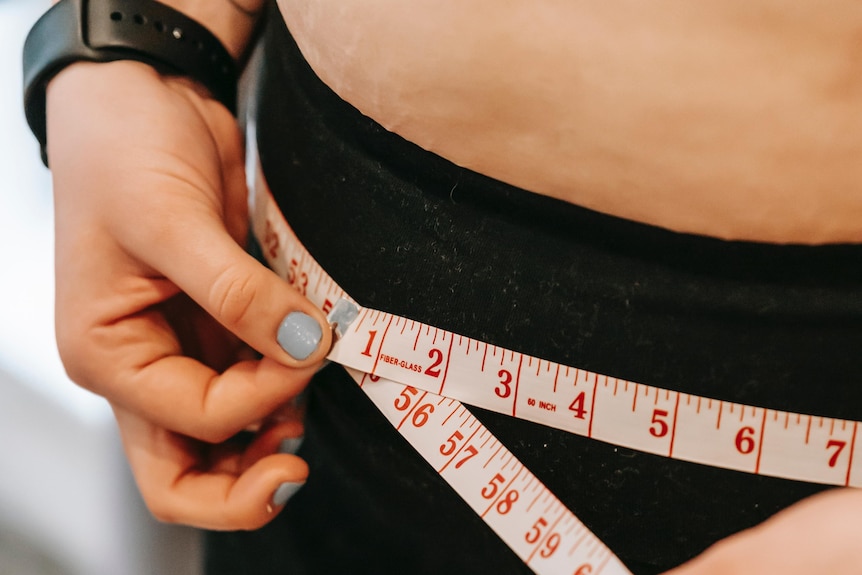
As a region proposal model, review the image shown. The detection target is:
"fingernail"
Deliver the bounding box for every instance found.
[272,481,304,506]
[277,312,322,361]
[278,437,303,455]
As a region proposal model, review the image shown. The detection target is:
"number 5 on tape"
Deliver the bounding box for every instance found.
[351,368,629,575]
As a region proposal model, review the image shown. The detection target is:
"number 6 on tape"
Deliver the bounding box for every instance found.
[346,366,629,575]
[248,134,860,573]
[328,299,628,573]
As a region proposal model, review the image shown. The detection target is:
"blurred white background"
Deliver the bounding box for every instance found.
[1,2,201,573]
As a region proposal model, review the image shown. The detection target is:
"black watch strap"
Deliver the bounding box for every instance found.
[23,0,238,165]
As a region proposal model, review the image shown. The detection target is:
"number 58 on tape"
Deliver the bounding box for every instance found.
[249,139,859,575]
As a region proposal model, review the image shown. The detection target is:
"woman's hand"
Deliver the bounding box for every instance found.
[46,60,332,530]
[664,487,862,574]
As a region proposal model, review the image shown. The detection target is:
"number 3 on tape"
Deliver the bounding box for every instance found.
[249,142,862,574]
[329,299,862,489]
[349,368,629,575]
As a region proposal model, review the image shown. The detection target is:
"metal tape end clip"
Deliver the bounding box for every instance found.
[328,298,360,339]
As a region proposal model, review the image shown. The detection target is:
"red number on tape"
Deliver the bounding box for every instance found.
[568,391,588,420]
[425,348,444,377]
[440,430,464,456]
[650,409,670,438]
[394,386,419,411]
[735,426,756,455]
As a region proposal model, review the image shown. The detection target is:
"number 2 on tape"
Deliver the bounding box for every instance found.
[248,139,862,574]
[332,306,862,489]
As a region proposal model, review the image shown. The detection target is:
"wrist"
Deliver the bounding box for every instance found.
[49,0,264,61]
[25,0,241,164]
[158,0,264,61]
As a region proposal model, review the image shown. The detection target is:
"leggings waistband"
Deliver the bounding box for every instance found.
[255,4,862,421]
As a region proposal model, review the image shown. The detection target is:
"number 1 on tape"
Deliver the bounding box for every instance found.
[248,127,630,574]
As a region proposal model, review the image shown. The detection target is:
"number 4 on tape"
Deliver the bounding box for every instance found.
[330,300,630,575]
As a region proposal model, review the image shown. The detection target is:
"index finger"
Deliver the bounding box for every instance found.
[117,177,332,368]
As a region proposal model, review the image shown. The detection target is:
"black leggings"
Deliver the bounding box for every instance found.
[206,5,862,573]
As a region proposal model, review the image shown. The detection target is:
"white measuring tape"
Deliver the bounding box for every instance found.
[247,138,859,575]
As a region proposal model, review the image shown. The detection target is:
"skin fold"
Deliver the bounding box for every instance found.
[279,0,862,243]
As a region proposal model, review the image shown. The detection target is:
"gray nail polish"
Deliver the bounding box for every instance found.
[277,312,322,360]
[328,298,360,338]
[278,437,304,455]
[272,481,304,506]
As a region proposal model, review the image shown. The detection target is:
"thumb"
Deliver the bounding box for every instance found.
[115,164,331,367]
[155,215,332,367]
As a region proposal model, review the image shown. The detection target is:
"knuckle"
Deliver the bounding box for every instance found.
[208,265,258,330]
[193,421,236,445]
[54,333,84,382]
[148,507,178,525]
[141,494,180,525]
[194,383,245,444]
[54,322,100,391]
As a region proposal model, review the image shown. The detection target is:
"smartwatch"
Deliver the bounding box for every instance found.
[23,0,238,165]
